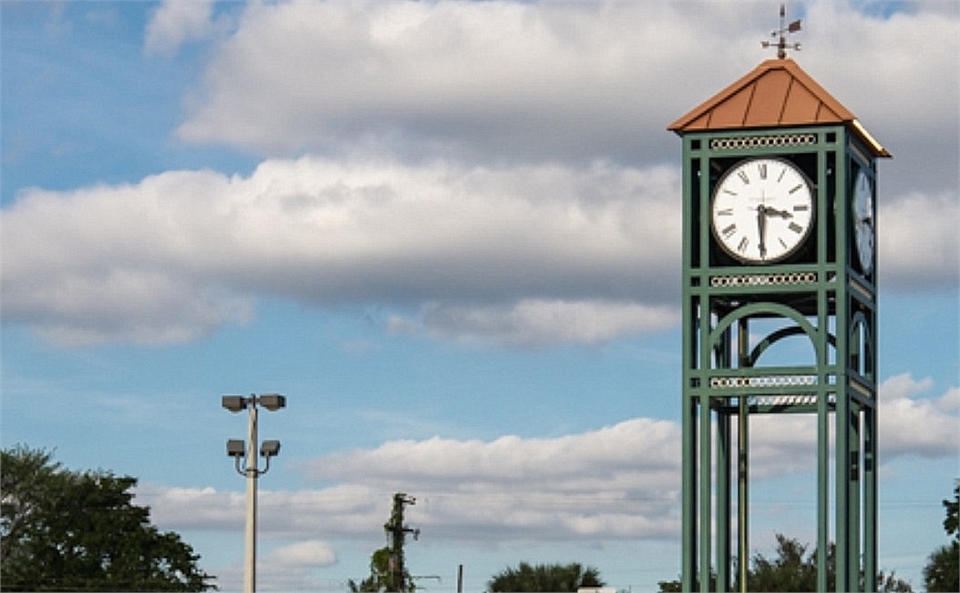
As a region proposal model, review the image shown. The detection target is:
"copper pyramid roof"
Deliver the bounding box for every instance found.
[668,58,889,157]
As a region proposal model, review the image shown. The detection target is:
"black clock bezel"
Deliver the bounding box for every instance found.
[709,156,817,265]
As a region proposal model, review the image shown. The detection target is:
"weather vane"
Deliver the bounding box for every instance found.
[762,3,802,59]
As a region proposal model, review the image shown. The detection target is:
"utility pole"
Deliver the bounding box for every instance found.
[384,493,419,593]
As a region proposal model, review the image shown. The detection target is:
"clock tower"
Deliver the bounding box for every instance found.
[668,55,889,592]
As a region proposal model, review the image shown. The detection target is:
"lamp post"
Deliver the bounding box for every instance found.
[223,393,286,593]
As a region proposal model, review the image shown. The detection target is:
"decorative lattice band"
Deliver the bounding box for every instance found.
[709,133,817,150]
[749,394,820,407]
[710,272,817,288]
[710,374,818,389]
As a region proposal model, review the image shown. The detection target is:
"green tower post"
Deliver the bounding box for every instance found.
[669,58,889,592]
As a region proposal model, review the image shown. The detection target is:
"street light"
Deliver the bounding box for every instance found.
[222,393,286,593]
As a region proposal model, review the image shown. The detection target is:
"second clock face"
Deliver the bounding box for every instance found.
[711,157,815,264]
[853,170,874,275]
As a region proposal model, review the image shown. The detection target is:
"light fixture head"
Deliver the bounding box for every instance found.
[258,394,286,411]
[221,395,248,412]
[260,440,281,457]
[226,439,246,457]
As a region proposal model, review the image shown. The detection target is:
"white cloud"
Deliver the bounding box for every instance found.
[1,159,679,346]
[878,373,960,458]
[745,374,960,471]
[4,2,958,348]
[175,0,704,160]
[142,419,683,543]
[141,379,956,544]
[310,418,679,489]
[209,540,338,592]
[144,0,219,57]
[173,1,958,193]
[879,191,960,290]
[3,151,954,347]
[265,539,338,568]
[390,299,680,348]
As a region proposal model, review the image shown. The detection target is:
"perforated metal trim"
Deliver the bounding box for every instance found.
[710,272,817,288]
[709,133,817,151]
[710,375,818,389]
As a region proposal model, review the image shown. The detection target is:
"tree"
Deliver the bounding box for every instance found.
[657,533,912,592]
[350,493,420,593]
[349,547,395,593]
[748,533,818,591]
[1,445,215,591]
[923,480,960,592]
[488,562,604,592]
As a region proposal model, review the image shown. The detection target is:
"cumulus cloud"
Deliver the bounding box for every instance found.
[390,299,680,348]
[878,373,960,458]
[141,378,955,543]
[142,419,683,543]
[208,540,338,592]
[265,540,338,568]
[175,0,708,160]
[144,0,219,57]
[745,374,960,470]
[174,1,958,192]
[4,1,957,347]
[879,191,960,290]
[3,151,954,347]
[1,159,679,346]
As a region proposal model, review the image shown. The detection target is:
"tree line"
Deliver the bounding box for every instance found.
[3,446,957,592]
[1,445,214,591]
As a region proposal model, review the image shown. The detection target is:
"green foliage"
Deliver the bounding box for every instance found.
[349,547,401,593]
[923,480,960,592]
[655,578,681,592]
[922,543,960,593]
[1,445,215,592]
[656,571,716,592]
[350,494,418,593]
[656,533,912,592]
[944,481,960,537]
[488,562,603,592]
[748,533,818,591]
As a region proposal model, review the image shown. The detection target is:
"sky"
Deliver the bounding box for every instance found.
[1,1,958,591]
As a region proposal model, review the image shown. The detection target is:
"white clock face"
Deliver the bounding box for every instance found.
[711,157,815,264]
[853,170,874,275]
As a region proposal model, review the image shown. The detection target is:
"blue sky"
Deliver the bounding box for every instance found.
[1,1,958,591]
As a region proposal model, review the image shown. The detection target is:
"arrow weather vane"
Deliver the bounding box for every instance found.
[762,3,802,59]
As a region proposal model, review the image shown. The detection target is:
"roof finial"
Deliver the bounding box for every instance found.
[762,3,802,59]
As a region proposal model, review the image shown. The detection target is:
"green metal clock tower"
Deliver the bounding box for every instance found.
[668,57,890,592]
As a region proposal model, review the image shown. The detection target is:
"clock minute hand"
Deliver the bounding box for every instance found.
[756,205,768,259]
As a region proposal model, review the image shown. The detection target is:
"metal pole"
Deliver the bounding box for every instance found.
[245,400,258,593]
[738,395,749,593]
[738,318,749,593]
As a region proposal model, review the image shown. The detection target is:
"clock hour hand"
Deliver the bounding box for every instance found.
[763,206,794,219]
